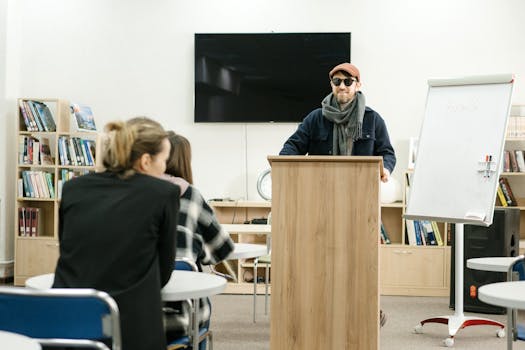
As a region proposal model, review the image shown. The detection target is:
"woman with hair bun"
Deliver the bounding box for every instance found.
[53,117,180,350]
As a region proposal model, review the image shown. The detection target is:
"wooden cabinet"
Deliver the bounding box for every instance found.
[14,98,98,285]
[15,238,60,279]
[379,173,451,296]
[211,197,451,296]
[210,200,271,294]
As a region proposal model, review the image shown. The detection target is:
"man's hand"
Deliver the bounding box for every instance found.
[381,169,390,183]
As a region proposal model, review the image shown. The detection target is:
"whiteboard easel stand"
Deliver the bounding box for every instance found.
[407,73,514,347]
[414,223,505,347]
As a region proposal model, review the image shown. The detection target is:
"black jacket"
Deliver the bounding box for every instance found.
[279,107,396,173]
[53,172,180,350]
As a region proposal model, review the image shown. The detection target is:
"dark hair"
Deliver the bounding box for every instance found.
[101,117,168,178]
[166,131,194,184]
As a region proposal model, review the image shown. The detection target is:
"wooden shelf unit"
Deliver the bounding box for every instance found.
[209,200,271,294]
[380,177,451,297]
[14,98,98,285]
[211,195,452,296]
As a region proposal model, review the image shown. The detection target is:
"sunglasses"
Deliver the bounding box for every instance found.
[331,77,356,87]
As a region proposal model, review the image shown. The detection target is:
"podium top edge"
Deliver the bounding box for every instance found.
[267,155,383,163]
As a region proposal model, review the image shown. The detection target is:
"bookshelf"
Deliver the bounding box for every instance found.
[501,105,525,254]
[209,200,271,294]
[14,98,98,286]
[211,198,450,296]
[380,176,451,297]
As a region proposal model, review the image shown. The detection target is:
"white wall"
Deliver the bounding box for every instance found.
[0,0,19,268]
[0,0,7,263]
[3,0,525,219]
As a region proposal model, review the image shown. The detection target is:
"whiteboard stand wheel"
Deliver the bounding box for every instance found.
[443,337,454,347]
[497,329,505,338]
[414,324,423,334]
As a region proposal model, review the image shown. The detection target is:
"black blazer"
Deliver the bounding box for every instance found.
[53,172,180,350]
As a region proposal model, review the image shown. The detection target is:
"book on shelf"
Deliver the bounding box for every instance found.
[496,184,508,207]
[32,101,56,132]
[414,220,424,245]
[18,207,26,236]
[380,222,391,244]
[509,150,519,172]
[503,151,511,172]
[58,135,96,166]
[21,170,55,199]
[19,100,57,132]
[405,219,417,245]
[431,221,444,246]
[515,150,525,172]
[18,207,43,237]
[421,220,438,246]
[499,177,517,207]
[40,138,54,165]
[70,103,97,132]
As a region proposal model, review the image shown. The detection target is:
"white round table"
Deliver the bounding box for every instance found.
[467,256,524,350]
[229,243,268,259]
[479,281,525,311]
[161,270,227,301]
[479,281,525,350]
[25,271,227,301]
[467,257,523,274]
[25,273,54,289]
[0,330,41,350]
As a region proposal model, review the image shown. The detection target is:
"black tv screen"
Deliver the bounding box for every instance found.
[194,32,351,123]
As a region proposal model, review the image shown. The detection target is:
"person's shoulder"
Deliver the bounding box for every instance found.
[134,173,180,196]
[364,106,385,121]
[304,108,323,121]
[181,184,205,203]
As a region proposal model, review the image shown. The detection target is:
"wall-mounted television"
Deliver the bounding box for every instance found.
[194,32,351,123]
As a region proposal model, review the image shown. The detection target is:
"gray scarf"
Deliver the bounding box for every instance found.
[321,91,366,155]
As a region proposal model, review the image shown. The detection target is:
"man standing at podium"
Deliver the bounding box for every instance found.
[279,62,396,182]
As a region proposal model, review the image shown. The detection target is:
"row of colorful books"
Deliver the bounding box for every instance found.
[405,219,444,246]
[18,100,56,132]
[18,171,55,199]
[497,177,517,207]
[58,136,96,166]
[503,150,525,172]
[18,207,43,237]
[18,136,53,166]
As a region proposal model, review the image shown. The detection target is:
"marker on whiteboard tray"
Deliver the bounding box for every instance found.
[485,155,492,178]
[478,154,495,179]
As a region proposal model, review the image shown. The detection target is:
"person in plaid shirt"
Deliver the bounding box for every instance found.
[162,131,234,347]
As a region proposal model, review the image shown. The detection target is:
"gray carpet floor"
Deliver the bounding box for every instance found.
[210,294,525,349]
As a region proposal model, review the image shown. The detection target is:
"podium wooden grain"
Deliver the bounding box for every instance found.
[268,156,382,350]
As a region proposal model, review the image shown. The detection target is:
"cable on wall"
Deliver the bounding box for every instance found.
[244,123,248,200]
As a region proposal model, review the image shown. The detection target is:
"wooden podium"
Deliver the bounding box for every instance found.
[268,156,383,350]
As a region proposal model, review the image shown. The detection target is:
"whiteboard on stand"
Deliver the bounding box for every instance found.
[405,74,514,226]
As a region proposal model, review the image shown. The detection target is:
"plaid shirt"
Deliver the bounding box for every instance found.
[164,183,234,339]
[176,185,234,266]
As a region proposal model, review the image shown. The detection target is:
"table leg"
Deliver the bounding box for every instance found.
[507,307,513,350]
[193,298,199,350]
[253,257,258,323]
